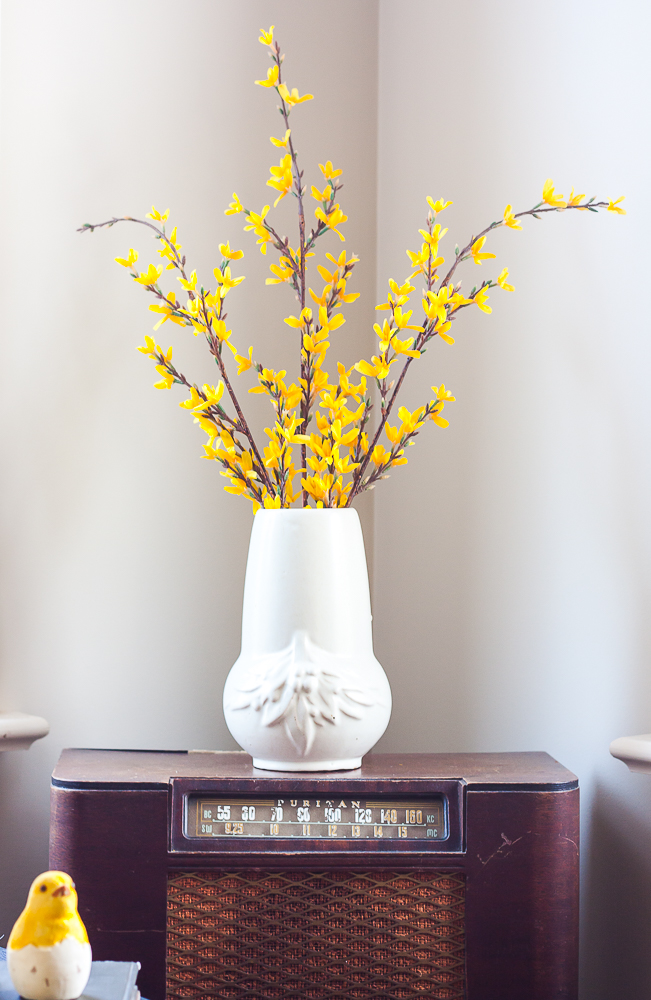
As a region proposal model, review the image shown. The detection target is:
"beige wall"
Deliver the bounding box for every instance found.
[372,2,651,996]
[1,1,650,995]
[0,0,377,934]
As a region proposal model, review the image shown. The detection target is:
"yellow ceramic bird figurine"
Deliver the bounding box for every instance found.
[7,871,92,1000]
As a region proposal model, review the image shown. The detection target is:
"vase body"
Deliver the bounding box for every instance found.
[223,508,391,771]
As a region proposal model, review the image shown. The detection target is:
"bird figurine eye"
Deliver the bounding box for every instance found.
[39,885,47,892]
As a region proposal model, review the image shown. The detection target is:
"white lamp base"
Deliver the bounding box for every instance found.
[0,711,49,751]
[609,734,651,774]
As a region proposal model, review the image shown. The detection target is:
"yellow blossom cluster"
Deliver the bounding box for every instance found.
[90,27,624,513]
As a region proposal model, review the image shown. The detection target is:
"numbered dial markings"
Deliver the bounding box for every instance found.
[191,797,446,840]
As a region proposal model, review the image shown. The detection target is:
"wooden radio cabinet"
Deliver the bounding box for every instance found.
[49,749,579,1000]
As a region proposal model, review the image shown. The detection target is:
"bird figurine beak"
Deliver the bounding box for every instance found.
[7,870,91,1000]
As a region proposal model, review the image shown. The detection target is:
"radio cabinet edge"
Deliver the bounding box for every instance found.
[49,749,579,1000]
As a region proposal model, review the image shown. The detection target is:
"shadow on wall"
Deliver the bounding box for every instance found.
[582,778,651,1000]
[0,750,51,942]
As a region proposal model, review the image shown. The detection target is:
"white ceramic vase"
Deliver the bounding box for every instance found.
[223,508,391,771]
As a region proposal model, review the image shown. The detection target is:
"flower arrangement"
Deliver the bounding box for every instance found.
[80,27,624,513]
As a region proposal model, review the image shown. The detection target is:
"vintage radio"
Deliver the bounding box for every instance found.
[50,749,578,1000]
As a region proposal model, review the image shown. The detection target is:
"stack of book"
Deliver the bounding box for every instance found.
[0,950,141,1000]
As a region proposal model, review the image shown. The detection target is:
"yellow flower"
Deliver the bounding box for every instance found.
[470,236,496,265]
[137,334,169,360]
[607,196,626,215]
[371,444,390,467]
[201,383,225,407]
[317,304,344,334]
[134,263,163,286]
[397,406,425,435]
[406,244,429,269]
[448,290,472,312]
[391,327,422,358]
[184,383,225,413]
[225,192,244,215]
[309,285,331,307]
[355,355,395,380]
[302,474,331,502]
[542,178,566,208]
[210,318,237,354]
[331,419,359,449]
[426,196,452,214]
[267,153,294,205]
[423,287,449,324]
[430,405,449,428]
[326,250,358,267]
[178,269,197,291]
[115,248,138,268]
[418,223,448,249]
[311,185,331,202]
[213,266,245,297]
[263,495,282,509]
[179,386,205,412]
[237,451,259,481]
[219,429,237,455]
[154,365,175,390]
[435,321,454,345]
[393,306,423,332]
[319,161,342,180]
[503,205,522,230]
[146,206,169,222]
[149,291,184,330]
[277,83,313,105]
[166,226,181,252]
[406,242,443,275]
[266,259,294,284]
[385,423,401,445]
[333,453,359,475]
[270,129,291,147]
[432,384,456,402]
[315,204,347,241]
[389,278,414,299]
[255,65,279,88]
[373,319,392,349]
[219,241,244,261]
[285,307,313,329]
[497,267,514,291]
[474,287,492,314]
[263,435,284,470]
[243,205,274,254]
[235,346,254,374]
[258,25,274,46]
[567,188,586,208]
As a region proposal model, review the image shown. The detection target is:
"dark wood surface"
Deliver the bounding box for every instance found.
[52,748,578,789]
[50,749,579,1000]
[465,787,579,998]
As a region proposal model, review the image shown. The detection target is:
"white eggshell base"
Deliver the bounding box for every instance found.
[8,938,92,1000]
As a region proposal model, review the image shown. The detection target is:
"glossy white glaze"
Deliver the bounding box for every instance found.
[224,508,391,770]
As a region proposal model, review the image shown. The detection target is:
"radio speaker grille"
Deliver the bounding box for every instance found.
[166,869,465,999]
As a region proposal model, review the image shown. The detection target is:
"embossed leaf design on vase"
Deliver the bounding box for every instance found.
[223,508,391,771]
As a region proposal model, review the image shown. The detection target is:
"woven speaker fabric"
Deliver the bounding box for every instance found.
[166,870,465,999]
